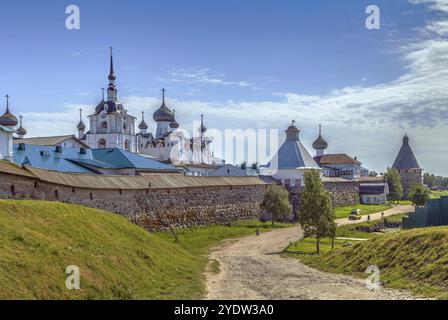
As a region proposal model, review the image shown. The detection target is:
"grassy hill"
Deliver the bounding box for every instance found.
[0,200,283,299]
[299,226,448,299]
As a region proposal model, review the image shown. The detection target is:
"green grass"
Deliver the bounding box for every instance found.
[285,215,406,255]
[430,190,448,199]
[334,204,392,219]
[0,200,286,299]
[392,200,413,205]
[290,215,448,299]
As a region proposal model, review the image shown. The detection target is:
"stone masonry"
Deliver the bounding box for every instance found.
[0,171,266,231]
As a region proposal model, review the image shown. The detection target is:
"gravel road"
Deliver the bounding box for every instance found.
[206,205,416,300]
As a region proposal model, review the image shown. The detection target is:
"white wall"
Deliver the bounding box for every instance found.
[0,131,13,160]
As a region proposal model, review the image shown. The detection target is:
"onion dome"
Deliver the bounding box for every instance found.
[0,95,18,127]
[77,121,86,131]
[153,89,175,122]
[139,112,149,130]
[312,125,328,150]
[17,116,26,136]
[77,109,86,131]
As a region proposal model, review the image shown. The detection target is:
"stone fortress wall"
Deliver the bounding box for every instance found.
[0,162,266,231]
[0,162,360,231]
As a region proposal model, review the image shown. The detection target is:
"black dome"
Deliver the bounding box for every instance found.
[153,102,175,122]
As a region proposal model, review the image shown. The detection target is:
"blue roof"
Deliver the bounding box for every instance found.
[13,145,96,173]
[267,139,320,170]
[91,148,178,171]
[13,144,180,174]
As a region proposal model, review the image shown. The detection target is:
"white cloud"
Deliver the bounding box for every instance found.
[169,68,256,88]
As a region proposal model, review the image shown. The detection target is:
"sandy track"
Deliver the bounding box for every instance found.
[206,205,416,300]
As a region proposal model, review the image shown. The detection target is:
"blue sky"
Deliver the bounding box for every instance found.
[1,0,448,174]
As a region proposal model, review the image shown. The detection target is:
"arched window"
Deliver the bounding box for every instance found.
[100,121,108,133]
[124,140,131,151]
[98,139,107,149]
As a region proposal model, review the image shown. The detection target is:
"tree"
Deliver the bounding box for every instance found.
[385,168,403,202]
[423,173,436,188]
[299,170,336,254]
[260,185,292,226]
[409,184,430,207]
[368,171,378,177]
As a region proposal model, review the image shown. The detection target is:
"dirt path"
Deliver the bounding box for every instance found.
[206,205,416,300]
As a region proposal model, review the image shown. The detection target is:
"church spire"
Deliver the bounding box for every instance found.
[107,47,117,102]
[108,47,116,81]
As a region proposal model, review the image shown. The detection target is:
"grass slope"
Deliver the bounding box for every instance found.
[298,225,448,299]
[0,200,285,299]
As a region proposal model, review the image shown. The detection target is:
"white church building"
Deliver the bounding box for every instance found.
[75,49,217,165]
[0,95,18,161]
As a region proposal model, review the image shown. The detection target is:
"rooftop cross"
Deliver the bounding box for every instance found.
[162,88,166,103]
[5,94,10,109]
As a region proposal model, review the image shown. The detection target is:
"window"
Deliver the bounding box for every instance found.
[100,121,108,133]
[124,140,131,151]
[98,139,106,149]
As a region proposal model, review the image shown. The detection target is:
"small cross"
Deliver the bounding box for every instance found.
[5,94,10,106]
[162,88,166,102]
[101,88,105,100]
[292,120,295,126]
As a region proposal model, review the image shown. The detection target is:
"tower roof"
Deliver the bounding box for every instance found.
[266,122,320,170]
[0,95,18,127]
[392,135,421,170]
[139,112,149,130]
[312,125,328,150]
[153,89,175,122]
[77,109,86,131]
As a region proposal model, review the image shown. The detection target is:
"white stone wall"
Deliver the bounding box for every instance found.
[0,131,13,160]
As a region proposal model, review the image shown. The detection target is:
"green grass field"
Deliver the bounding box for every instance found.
[430,190,448,199]
[286,214,406,254]
[334,204,392,219]
[289,214,448,299]
[0,200,286,299]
